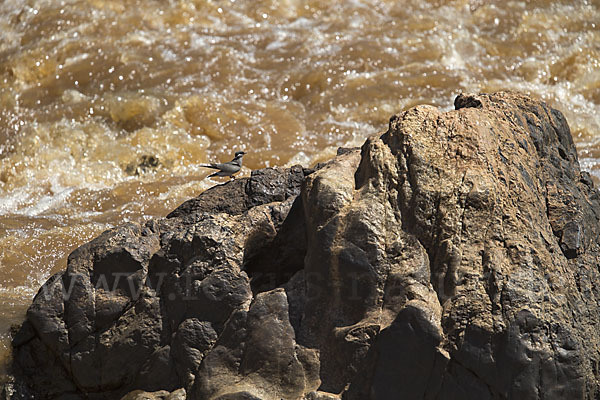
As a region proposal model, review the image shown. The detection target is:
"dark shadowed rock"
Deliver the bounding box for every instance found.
[6,92,600,400]
[171,319,218,389]
[8,166,318,399]
[166,166,309,218]
[192,289,319,399]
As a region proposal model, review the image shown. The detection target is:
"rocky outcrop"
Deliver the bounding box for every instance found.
[5,92,600,399]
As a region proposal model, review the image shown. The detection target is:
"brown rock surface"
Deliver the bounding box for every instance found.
[5,92,600,399]
[308,92,600,398]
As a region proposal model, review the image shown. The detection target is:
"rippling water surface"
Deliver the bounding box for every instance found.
[0,0,598,378]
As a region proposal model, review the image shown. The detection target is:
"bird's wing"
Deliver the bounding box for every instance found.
[208,170,226,178]
[200,161,240,174]
[216,162,240,173]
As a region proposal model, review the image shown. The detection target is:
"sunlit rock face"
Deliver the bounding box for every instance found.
[6,92,600,399]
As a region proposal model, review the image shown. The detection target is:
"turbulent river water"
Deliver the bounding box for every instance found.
[0,0,598,379]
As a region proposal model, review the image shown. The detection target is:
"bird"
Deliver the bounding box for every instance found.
[200,151,246,179]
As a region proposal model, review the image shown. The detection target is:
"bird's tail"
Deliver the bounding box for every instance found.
[200,163,218,169]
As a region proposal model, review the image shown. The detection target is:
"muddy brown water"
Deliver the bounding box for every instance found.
[0,0,598,379]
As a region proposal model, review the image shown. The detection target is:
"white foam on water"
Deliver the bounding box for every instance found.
[19,187,74,217]
[285,151,311,167]
[0,187,33,215]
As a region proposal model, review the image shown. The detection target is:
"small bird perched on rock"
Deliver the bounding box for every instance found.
[200,151,246,179]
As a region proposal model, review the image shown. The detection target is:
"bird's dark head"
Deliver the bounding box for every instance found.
[234,151,246,157]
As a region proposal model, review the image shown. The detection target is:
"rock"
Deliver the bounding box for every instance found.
[7,92,600,399]
[193,289,319,399]
[120,388,186,400]
[171,319,218,389]
[341,92,600,398]
[8,167,318,399]
[303,391,342,400]
[166,165,309,218]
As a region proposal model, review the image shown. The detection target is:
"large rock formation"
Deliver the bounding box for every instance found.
[4,92,600,399]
